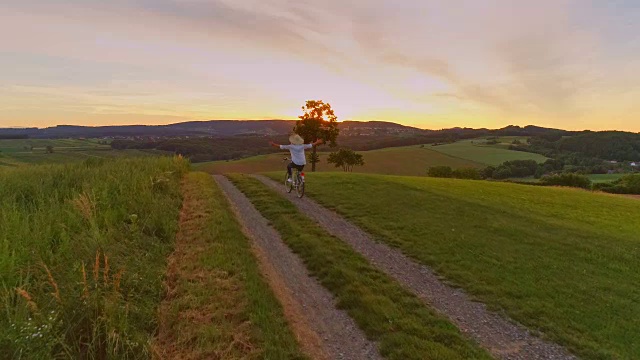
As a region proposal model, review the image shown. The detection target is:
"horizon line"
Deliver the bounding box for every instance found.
[2,119,638,134]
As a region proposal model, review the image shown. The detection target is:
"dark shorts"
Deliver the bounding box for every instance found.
[287,162,304,176]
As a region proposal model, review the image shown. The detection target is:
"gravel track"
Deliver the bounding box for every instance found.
[214,175,382,360]
[254,174,578,360]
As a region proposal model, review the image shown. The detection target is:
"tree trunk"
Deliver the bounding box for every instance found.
[311,145,317,172]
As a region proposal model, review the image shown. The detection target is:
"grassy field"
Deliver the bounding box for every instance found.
[0,138,166,167]
[0,157,189,358]
[507,173,630,185]
[485,136,529,148]
[274,172,640,359]
[587,173,627,183]
[155,172,305,359]
[0,138,107,152]
[430,139,548,166]
[196,138,549,176]
[197,145,485,176]
[228,174,491,360]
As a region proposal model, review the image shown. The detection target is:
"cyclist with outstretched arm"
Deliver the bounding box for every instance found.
[270,134,323,181]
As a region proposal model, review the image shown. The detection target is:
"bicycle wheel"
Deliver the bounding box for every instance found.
[285,172,293,193]
[296,174,305,198]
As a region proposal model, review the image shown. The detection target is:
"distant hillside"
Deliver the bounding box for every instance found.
[521,130,640,162]
[0,120,423,139]
[0,121,294,138]
[1,120,580,140]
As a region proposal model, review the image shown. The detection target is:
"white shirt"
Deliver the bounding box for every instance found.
[280,144,312,165]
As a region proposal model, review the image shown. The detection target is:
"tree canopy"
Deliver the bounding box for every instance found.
[327,148,364,172]
[293,100,340,171]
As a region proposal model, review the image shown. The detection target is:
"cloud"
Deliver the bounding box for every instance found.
[1,0,639,131]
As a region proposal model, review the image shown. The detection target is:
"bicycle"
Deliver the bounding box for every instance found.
[283,157,305,198]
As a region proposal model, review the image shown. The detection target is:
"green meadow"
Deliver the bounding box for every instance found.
[587,173,627,183]
[275,172,640,359]
[429,139,548,166]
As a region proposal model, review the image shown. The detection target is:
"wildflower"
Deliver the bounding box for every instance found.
[42,263,61,303]
[16,288,38,313]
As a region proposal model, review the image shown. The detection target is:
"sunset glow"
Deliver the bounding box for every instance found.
[1,1,639,131]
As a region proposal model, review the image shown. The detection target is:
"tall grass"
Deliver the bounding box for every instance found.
[0,156,189,359]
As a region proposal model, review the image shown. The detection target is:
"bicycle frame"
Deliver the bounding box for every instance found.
[283,157,305,198]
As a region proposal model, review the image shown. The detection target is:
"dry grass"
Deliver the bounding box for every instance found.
[15,288,38,314]
[154,172,304,360]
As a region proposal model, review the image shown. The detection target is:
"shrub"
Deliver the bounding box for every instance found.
[539,173,592,189]
[596,174,640,194]
[492,166,513,179]
[327,148,364,172]
[481,166,496,179]
[617,174,640,194]
[452,168,481,180]
[592,182,614,191]
[427,166,453,178]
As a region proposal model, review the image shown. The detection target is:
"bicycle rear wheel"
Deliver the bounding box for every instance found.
[285,172,293,193]
[296,174,305,198]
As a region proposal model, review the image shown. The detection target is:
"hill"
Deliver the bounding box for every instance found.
[195,143,543,176]
[0,120,423,139]
[99,123,574,164]
[0,119,580,140]
[552,131,640,161]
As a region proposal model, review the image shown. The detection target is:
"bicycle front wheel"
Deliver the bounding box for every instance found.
[285,172,293,193]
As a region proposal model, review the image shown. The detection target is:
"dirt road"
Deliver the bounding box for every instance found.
[214,175,382,360]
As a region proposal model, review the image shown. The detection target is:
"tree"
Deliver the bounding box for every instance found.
[293,100,340,172]
[308,152,320,167]
[540,173,591,189]
[327,148,364,172]
[492,166,513,179]
[481,166,496,179]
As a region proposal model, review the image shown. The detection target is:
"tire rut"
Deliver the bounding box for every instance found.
[213,175,382,360]
[253,174,577,360]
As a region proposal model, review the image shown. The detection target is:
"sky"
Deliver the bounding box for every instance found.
[1,0,639,131]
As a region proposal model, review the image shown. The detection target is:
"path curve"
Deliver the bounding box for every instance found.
[214,175,382,360]
[254,174,577,360]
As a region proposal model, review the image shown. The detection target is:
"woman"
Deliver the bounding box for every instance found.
[270,134,323,181]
